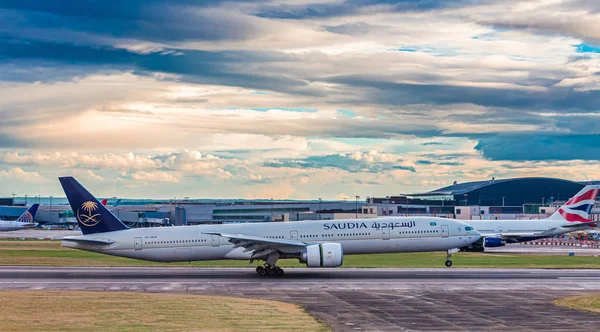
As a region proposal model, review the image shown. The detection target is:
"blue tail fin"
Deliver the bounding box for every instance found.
[17,203,39,223]
[59,177,129,235]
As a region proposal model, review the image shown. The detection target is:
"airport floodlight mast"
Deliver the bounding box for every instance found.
[318,198,322,220]
[355,195,360,219]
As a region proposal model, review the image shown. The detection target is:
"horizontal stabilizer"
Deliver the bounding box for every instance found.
[561,221,597,228]
[61,237,115,245]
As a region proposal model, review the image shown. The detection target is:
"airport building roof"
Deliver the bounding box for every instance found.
[411,177,588,197]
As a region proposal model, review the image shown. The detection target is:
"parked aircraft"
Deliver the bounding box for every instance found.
[461,185,600,251]
[59,177,481,276]
[0,204,39,231]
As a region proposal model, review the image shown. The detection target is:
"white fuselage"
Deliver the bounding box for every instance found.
[63,217,481,263]
[466,218,590,241]
[0,220,34,232]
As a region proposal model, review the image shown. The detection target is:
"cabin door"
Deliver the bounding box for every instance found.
[211,235,220,247]
[134,237,143,250]
[290,230,298,241]
[382,227,390,240]
[441,225,449,238]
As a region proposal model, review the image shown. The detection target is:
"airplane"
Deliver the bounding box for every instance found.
[0,204,39,231]
[59,176,481,276]
[460,185,600,252]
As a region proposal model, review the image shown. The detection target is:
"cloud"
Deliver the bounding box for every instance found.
[264,151,417,173]
[2,0,600,198]
[71,169,105,182]
[0,167,46,183]
[131,171,180,183]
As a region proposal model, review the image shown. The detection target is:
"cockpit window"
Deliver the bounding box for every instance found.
[465,226,474,231]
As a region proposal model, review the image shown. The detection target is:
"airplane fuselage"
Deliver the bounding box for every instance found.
[466,218,592,242]
[63,217,481,263]
[0,220,34,232]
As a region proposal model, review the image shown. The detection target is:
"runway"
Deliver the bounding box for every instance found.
[2,267,600,331]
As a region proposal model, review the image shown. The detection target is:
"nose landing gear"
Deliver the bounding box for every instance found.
[445,248,458,267]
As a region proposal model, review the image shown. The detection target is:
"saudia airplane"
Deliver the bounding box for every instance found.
[461,185,600,252]
[59,177,481,276]
[0,204,39,231]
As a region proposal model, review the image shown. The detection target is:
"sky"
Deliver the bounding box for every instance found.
[1,0,599,199]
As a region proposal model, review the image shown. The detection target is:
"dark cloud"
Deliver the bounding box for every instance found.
[475,135,600,161]
[264,154,413,173]
[255,0,487,20]
[0,38,315,94]
[392,165,416,172]
[323,75,600,111]
[0,1,266,43]
[438,162,464,166]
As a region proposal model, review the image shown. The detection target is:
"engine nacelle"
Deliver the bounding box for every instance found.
[301,243,343,268]
[484,237,506,247]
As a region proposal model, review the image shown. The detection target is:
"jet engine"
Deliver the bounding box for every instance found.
[301,243,343,267]
[484,237,506,247]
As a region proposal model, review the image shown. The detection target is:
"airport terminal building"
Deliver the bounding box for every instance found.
[1,177,599,226]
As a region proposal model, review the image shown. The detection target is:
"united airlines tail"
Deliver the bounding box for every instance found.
[59,176,129,235]
[16,203,39,224]
[548,185,600,223]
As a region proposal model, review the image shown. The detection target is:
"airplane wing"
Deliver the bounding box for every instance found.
[61,237,115,245]
[203,232,306,260]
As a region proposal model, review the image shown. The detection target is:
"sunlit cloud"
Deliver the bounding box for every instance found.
[1,0,599,198]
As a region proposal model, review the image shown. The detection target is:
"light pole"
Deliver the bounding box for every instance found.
[270,198,273,219]
[318,198,322,220]
[25,195,28,205]
[502,196,505,207]
[49,196,53,212]
[355,195,360,219]
[12,193,16,205]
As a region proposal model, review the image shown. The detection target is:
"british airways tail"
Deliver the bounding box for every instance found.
[16,203,39,224]
[548,185,600,223]
[59,177,129,235]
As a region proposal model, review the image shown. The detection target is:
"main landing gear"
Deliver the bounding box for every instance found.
[445,248,459,267]
[256,265,284,277]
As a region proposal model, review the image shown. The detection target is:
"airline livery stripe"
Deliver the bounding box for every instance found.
[566,189,599,205]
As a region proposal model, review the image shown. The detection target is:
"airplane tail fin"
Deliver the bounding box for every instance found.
[59,177,129,235]
[101,199,108,206]
[549,185,600,222]
[16,203,39,223]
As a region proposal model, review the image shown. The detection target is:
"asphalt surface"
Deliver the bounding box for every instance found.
[2,267,600,331]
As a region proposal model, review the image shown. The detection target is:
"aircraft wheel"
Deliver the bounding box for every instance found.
[445,260,453,267]
[266,266,277,277]
[257,266,267,276]
[276,267,284,277]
